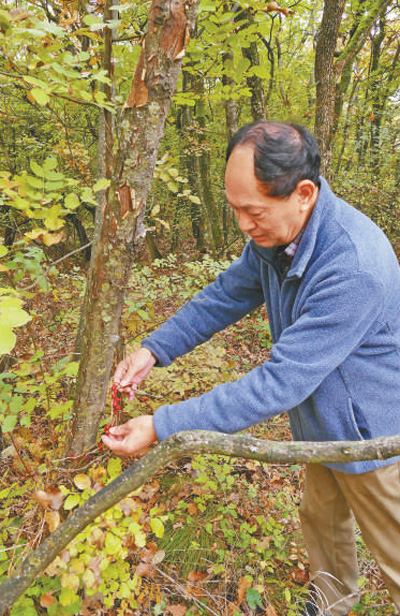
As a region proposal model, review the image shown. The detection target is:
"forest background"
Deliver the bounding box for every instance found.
[0,0,400,615]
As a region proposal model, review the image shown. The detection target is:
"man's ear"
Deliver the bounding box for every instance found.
[296,180,318,211]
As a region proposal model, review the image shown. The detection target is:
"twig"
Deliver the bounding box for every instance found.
[18,242,92,291]
[153,565,222,616]
[8,433,33,477]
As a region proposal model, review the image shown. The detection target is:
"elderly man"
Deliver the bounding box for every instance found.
[103,121,400,616]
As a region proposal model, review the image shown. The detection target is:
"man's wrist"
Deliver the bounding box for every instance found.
[141,346,157,364]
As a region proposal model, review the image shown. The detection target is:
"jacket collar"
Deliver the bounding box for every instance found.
[250,176,332,278]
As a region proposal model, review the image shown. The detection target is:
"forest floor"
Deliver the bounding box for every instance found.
[0,242,398,616]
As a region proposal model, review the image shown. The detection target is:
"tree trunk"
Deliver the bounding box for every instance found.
[145,231,163,260]
[222,52,238,140]
[2,429,400,613]
[66,214,91,262]
[192,75,223,251]
[240,11,266,121]
[66,0,200,457]
[178,69,205,251]
[369,13,386,169]
[74,0,115,355]
[314,0,346,177]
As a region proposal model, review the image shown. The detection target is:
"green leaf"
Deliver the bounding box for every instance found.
[64,494,81,510]
[0,10,11,32]
[44,204,64,231]
[129,521,146,547]
[150,517,164,538]
[36,20,65,36]
[59,587,79,607]
[26,175,44,190]
[23,75,49,89]
[30,88,50,106]
[45,180,65,191]
[246,587,263,610]
[105,533,122,556]
[45,170,65,181]
[107,457,121,479]
[2,414,18,433]
[30,160,45,178]
[43,158,58,171]
[65,193,80,210]
[0,245,8,258]
[189,195,201,204]
[93,178,111,192]
[83,14,103,26]
[0,297,31,327]
[94,90,106,103]
[64,362,79,377]
[0,326,16,354]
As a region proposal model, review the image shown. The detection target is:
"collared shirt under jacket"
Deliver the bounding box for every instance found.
[142,178,400,474]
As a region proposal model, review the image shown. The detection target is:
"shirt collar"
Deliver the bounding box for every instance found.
[283,227,306,259]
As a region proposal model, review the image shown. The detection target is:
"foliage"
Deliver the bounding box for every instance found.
[0,0,399,614]
[1,252,397,614]
[0,158,100,238]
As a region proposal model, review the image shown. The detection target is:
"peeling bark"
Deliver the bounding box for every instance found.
[2,430,400,613]
[66,0,200,457]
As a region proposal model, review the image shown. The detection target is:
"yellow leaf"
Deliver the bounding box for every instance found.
[45,510,60,532]
[73,473,91,491]
[61,572,80,591]
[42,231,64,246]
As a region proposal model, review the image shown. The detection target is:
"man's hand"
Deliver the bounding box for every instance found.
[114,347,157,400]
[101,416,158,456]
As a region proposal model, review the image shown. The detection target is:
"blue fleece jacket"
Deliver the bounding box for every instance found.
[142,178,400,473]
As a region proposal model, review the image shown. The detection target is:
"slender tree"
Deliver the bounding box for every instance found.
[66,0,200,457]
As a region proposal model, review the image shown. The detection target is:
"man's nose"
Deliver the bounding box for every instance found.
[237,211,256,233]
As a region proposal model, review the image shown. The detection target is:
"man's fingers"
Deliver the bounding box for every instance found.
[113,362,128,385]
[108,425,128,437]
[101,434,130,455]
[120,367,142,387]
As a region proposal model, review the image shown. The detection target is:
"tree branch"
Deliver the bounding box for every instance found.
[334,0,392,72]
[1,429,400,613]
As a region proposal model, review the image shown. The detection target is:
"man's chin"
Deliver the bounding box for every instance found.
[251,236,274,247]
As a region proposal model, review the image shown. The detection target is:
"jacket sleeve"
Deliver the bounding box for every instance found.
[152,271,383,441]
[141,242,264,366]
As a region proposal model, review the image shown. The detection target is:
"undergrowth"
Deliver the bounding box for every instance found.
[0,252,397,615]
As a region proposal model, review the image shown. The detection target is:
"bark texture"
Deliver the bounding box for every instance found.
[314,0,346,177]
[66,0,200,456]
[2,430,400,613]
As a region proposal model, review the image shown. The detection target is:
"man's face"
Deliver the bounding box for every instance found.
[225,145,317,247]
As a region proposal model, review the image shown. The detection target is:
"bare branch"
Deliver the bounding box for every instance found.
[1,429,400,613]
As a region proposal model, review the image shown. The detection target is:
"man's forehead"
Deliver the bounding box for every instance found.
[224,191,270,210]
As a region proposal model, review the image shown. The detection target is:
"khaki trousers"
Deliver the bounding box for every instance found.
[299,462,400,616]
